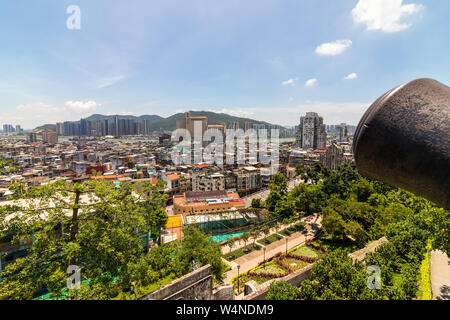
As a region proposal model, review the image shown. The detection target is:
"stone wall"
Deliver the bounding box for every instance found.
[140,265,213,300]
[212,285,235,300]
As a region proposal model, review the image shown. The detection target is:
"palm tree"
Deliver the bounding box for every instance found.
[250,229,260,247]
[227,236,235,254]
[242,232,250,251]
[262,225,270,242]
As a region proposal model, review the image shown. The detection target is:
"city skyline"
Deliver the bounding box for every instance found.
[1,1,449,128]
[2,110,359,132]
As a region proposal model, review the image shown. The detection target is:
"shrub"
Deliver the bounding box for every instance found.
[266,281,300,300]
[286,253,318,263]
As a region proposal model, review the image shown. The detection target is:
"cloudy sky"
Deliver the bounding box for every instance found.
[0,0,449,128]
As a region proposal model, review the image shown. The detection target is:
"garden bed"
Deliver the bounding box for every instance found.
[231,273,271,293]
[290,245,321,259]
[223,244,262,261]
[279,256,309,271]
[279,222,306,237]
[250,260,289,277]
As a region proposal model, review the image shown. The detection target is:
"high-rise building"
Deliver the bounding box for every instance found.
[336,123,348,143]
[104,119,109,136]
[296,112,327,149]
[42,130,58,145]
[56,123,64,135]
[114,115,119,136]
[142,119,151,135]
[2,124,15,133]
[176,112,208,139]
[229,121,240,130]
[27,132,37,143]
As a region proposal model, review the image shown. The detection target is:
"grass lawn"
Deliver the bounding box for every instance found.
[280,257,309,271]
[251,261,289,276]
[223,244,262,261]
[257,234,283,246]
[290,245,321,258]
[279,222,306,237]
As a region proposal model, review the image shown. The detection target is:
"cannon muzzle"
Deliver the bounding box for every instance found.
[354,78,450,210]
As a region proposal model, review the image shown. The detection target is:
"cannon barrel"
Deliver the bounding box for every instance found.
[354,78,450,210]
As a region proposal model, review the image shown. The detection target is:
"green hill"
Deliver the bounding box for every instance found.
[41,111,283,131]
[35,124,56,131]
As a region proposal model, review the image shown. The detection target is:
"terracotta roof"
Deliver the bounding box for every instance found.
[167,174,179,181]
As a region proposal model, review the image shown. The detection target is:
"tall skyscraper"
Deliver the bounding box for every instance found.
[114,115,119,136]
[296,112,327,149]
[176,112,208,138]
[56,123,64,135]
[336,123,348,143]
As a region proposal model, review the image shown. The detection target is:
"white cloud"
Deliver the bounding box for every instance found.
[207,108,254,118]
[289,97,294,102]
[96,75,126,89]
[281,77,299,86]
[242,101,371,126]
[345,73,358,80]
[12,100,100,128]
[315,40,352,56]
[65,101,99,113]
[17,102,61,113]
[305,78,318,87]
[352,0,423,33]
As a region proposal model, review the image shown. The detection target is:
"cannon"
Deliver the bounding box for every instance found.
[354,78,450,210]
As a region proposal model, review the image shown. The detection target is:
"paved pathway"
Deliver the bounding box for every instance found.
[220,217,309,255]
[430,250,450,300]
[223,215,321,284]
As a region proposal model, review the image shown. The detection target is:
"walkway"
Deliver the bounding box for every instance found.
[220,214,312,255]
[223,215,322,284]
[430,250,450,300]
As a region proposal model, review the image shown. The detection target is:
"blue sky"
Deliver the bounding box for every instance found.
[0,0,449,128]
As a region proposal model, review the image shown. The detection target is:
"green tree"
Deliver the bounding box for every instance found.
[0,156,19,175]
[242,232,250,249]
[251,198,261,209]
[266,281,300,300]
[250,229,260,247]
[227,236,235,253]
[298,250,381,300]
[0,179,168,300]
[295,166,304,178]
[176,226,225,281]
[262,225,270,240]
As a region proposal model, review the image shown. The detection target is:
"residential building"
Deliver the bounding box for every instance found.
[296,112,327,149]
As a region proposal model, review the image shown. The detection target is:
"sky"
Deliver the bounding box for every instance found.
[0,0,449,129]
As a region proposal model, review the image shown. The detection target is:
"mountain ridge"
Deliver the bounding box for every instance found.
[35,110,285,132]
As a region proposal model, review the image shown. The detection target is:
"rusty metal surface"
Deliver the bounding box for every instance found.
[354,78,450,210]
